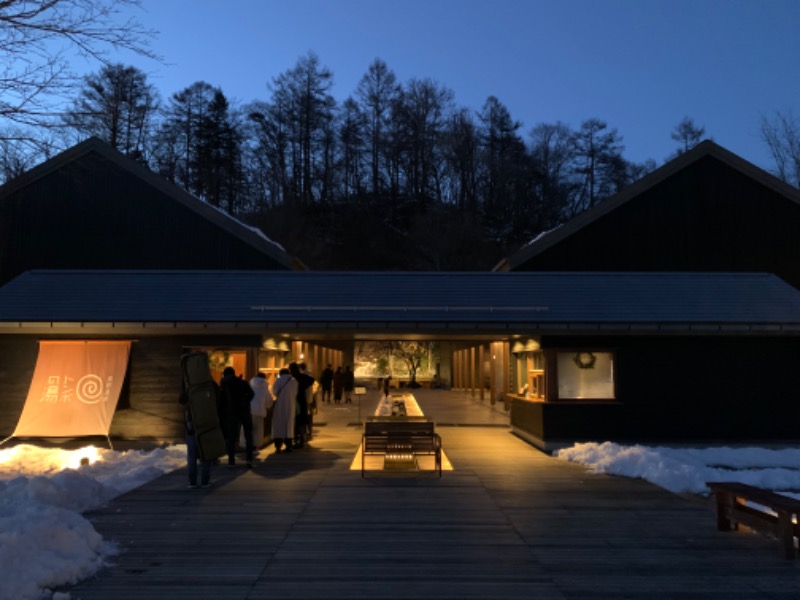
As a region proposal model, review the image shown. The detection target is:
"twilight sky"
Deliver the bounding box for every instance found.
[102,0,800,171]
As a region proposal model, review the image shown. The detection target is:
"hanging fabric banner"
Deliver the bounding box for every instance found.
[13,341,131,438]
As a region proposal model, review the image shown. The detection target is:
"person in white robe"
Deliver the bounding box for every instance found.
[244,372,272,449]
[271,368,297,453]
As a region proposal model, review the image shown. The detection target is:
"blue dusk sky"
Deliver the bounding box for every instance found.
[102,0,800,171]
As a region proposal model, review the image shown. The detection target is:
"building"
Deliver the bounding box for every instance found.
[0,136,304,287]
[1,139,799,450]
[494,141,800,290]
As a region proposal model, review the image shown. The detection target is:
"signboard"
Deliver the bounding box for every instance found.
[13,341,131,438]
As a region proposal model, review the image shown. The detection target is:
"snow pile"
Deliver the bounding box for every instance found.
[0,444,185,600]
[556,441,800,496]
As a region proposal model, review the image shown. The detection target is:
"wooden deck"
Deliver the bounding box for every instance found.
[67,392,800,599]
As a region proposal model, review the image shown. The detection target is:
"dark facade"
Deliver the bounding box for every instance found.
[497,141,800,449]
[0,137,302,286]
[495,142,800,291]
[511,335,800,449]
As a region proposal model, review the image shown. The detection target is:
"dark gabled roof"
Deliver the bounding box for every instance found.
[493,140,800,272]
[1,270,800,335]
[0,137,305,271]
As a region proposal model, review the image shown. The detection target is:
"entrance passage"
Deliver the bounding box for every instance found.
[344,389,506,473]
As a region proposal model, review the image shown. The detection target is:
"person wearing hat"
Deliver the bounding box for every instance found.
[220,366,255,467]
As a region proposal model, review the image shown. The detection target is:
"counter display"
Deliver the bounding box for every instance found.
[373,393,424,418]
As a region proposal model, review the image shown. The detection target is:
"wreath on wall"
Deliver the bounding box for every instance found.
[573,351,596,370]
[208,350,231,372]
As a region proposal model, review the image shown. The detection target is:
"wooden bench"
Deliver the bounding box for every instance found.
[707,481,800,559]
[362,421,442,478]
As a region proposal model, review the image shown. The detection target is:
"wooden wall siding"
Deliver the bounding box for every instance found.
[510,397,625,441]
[109,337,185,440]
[515,157,800,290]
[539,335,800,443]
[0,334,261,441]
[0,151,290,286]
[111,335,262,440]
[0,337,39,436]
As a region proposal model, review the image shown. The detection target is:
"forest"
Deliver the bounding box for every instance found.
[2,1,798,270]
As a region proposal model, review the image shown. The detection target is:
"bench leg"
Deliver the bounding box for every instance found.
[777,511,797,559]
[715,492,738,531]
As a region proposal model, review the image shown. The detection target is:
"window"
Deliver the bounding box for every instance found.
[556,351,615,400]
[513,349,544,400]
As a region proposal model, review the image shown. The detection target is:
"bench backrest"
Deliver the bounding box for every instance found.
[707,482,800,512]
[364,421,435,437]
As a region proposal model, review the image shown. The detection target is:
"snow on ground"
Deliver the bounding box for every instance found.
[2,441,799,599]
[556,441,800,497]
[0,443,185,600]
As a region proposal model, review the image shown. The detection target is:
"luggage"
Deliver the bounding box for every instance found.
[195,423,226,461]
[187,381,222,434]
[181,352,225,460]
[181,351,213,387]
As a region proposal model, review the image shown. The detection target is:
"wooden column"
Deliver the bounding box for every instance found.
[455,350,462,390]
[469,347,475,398]
[460,350,466,391]
[479,345,485,401]
[489,343,496,405]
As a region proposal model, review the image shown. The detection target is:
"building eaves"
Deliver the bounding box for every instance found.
[1,270,800,335]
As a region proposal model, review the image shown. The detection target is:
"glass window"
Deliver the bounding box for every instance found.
[513,350,544,399]
[557,351,615,400]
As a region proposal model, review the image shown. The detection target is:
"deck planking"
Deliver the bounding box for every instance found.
[67,391,800,599]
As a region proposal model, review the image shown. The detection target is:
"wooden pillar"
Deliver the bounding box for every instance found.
[489,343,496,405]
[468,347,474,398]
[453,350,459,390]
[454,350,460,390]
[459,350,466,391]
[479,345,485,402]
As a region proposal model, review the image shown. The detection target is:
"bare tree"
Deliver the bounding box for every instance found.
[761,111,800,188]
[571,118,624,212]
[0,0,157,137]
[356,58,399,198]
[529,121,575,228]
[63,63,158,159]
[670,116,705,156]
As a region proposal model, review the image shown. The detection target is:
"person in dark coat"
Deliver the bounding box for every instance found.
[332,366,344,404]
[289,362,314,448]
[343,365,355,403]
[220,366,255,467]
[319,363,334,403]
[179,387,217,488]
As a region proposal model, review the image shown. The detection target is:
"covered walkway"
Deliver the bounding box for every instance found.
[68,390,799,599]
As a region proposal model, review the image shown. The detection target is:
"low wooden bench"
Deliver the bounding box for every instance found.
[707,481,800,559]
[362,421,442,478]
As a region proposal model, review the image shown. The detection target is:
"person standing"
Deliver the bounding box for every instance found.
[247,372,272,450]
[179,387,217,488]
[333,366,344,404]
[299,362,316,440]
[271,368,297,453]
[289,362,314,448]
[320,363,334,403]
[343,365,355,404]
[383,375,392,398]
[220,366,255,468]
